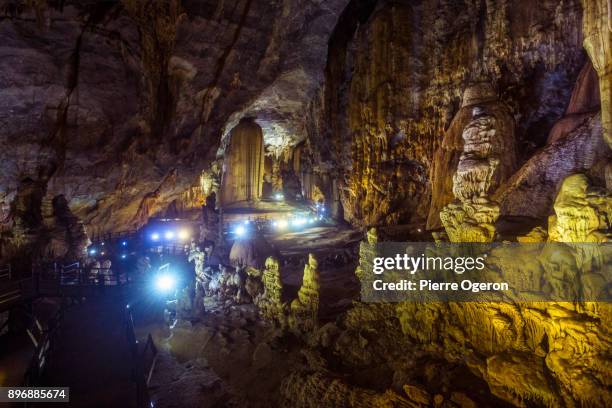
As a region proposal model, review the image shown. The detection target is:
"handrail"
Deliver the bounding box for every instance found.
[125,304,154,408]
[0,264,11,280]
[143,334,158,387]
[61,262,80,271]
[23,303,65,387]
[91,230,138,244]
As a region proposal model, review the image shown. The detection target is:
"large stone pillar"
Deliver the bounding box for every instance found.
[582,0,612,148]
[220,118,265,206]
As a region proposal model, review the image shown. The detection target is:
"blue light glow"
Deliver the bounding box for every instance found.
[235,225,246,236]
[155,274,176,293]
[151,232,160,241]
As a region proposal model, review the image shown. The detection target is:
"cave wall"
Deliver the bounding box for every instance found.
[303,0,591,229]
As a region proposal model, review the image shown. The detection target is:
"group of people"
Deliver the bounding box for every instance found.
[85,258,116,285]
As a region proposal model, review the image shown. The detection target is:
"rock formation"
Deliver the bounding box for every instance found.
[220,118,266,206]
[547,173,611,242]
[257,256,286,327]
[439,84,515,242]
[304,0,585,229]
[289,254,320,333]
[582,0,612,149]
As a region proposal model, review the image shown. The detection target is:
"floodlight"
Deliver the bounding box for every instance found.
[178,229,190,240]
[155,274,176,293]
[235,225,246,236]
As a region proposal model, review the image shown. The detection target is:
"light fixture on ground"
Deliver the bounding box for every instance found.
[155,274,176,294]
[274,219,288,230]
[234,224,248,237]
[165,231,175,240]
[178,229,190,241]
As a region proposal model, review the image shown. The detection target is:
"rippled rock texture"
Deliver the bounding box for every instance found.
[302,0,596,229]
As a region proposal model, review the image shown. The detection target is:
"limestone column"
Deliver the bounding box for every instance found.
[220,118,265,206]
[582,0,612,148]
[440,83,515,242]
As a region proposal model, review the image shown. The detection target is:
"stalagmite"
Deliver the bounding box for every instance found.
[257,256,287,327]
[289,254,320,332]
[547,173,611,243]
[440,83,515,242]
[220,118,265,206]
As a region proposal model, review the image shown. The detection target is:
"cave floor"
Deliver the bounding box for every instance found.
[149,302,304,408]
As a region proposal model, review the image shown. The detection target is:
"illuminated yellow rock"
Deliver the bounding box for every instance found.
[289,254,320,332]
[440,198,500,243]
[257,256,287,327]
[548,174,611,243]
[440,85,515,243]
[280,370,417,408]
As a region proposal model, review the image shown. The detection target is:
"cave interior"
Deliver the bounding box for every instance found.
[0,0,611,407]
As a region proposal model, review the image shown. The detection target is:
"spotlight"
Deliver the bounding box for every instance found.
[151,232,160,241]
[308,218,315,224]
[178,229,190,241]
[275,219,288,230]
[122,241,128,246]
[291,217,307,228]
[235,225,246,237]
[101,251,106,256]
[274,193,284,201]
[121,254,127,259]
[155,274,176,293]
[165,231,175,240]
[89,249,97,255]
[101,242,105,246]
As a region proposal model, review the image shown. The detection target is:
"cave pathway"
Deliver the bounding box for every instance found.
[41,291,137,407]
